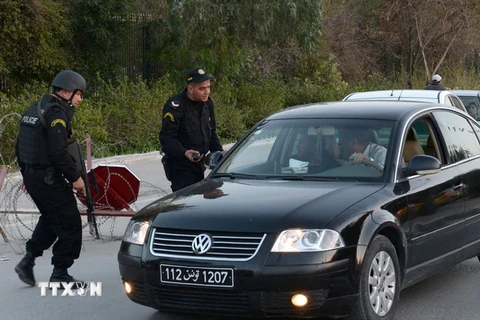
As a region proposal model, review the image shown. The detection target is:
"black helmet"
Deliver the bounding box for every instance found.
[51,70,86,92]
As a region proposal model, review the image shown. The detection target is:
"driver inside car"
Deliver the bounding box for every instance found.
[340,129,387,169]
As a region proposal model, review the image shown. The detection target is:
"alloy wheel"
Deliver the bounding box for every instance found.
[368,250,396,316]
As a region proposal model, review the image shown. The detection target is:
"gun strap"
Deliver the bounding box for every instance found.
[37,101,47,128]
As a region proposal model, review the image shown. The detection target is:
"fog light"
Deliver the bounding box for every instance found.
[124,282,132,294]
[291,293,308,307]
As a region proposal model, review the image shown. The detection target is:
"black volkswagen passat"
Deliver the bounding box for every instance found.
[118,101,480,320]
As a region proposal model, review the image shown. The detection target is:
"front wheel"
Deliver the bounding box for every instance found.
[348,235,401,320]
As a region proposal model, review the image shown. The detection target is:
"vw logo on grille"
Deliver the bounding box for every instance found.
[191,233,212,254]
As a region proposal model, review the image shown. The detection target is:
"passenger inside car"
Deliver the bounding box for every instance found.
[339,129,387,168]
[288,132,341,173]
[467,102,479,120]
[291,134,320,164]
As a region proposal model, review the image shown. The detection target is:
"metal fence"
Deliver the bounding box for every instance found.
[0,14,164,93]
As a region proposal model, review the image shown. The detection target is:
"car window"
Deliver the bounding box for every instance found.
[216,119,395,181]
[433,111,480,163]
[470,118,480,143]
[223,125,280,171]
[408,117,442,164]
[457,95,480,109]
[448,95,467,112]
[457,95,480,120]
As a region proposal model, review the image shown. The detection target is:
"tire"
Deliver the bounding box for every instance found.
[348,235,401,320]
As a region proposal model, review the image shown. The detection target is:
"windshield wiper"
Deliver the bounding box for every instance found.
[212,172,258,179]
[264,175,339,181]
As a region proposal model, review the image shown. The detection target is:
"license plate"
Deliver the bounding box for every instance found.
[160,264,234,288]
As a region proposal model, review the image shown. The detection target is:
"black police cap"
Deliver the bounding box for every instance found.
[186,68,212,84]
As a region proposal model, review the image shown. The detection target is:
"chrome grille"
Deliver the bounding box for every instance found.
[150,228,266,261]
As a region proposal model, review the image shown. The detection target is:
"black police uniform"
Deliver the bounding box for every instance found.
[159,90,223,192]
[15,94,82,270]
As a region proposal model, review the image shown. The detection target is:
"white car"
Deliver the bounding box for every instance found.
[343,89,467,113]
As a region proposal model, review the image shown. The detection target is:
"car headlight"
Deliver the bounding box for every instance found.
[271,229,345,252]
[123,220,150,245]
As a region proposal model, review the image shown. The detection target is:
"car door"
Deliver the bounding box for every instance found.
[442,115,480,259]
[405,115,465,271]
[432,111,480,258]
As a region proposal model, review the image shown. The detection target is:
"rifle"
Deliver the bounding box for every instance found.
[68,140,100,239]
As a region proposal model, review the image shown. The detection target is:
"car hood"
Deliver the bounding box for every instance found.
[138,178,384,233]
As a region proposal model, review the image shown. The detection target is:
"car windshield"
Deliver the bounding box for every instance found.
[214,118,394,182]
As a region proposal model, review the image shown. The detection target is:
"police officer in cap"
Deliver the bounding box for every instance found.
[14,70,87,288]
[159,68,224,192]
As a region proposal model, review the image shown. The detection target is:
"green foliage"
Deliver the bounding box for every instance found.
[0,0,70,93]
[236,79,286,129]
[72,99,109,149]
[89,75,177,156]
[67,0,138,81]
[143,0,323,84]
[210,80,246,141]
[0,88,44,165]
[348,73,396,93]
[4,0,480,160]
[285,55,349,107]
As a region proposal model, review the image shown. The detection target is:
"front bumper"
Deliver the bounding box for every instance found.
[118,242,360,318]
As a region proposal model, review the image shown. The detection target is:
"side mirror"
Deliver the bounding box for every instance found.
[205,151,224,169]
[404,154,441,176]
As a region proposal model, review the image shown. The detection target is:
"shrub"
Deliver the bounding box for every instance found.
[0,88,44,165]
[91,75,178,156]
[285,55,349,106]
[235,78,286,129]
[211,80,246,142]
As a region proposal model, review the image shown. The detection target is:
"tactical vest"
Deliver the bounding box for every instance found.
[17,98,71,167]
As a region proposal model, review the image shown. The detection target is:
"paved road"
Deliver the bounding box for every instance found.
[2,238,480,320]
[1,151,480,320]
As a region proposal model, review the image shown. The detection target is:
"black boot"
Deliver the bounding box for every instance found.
[14,252,36,286]
[49,267,85,289]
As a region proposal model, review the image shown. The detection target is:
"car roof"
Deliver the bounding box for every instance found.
[450,90,480,96]
[343,89,453,102]
[266,100,452,121]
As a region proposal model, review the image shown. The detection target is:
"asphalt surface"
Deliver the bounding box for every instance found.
[1,150,480,320]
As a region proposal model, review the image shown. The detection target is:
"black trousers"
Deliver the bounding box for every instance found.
[22,167,82,269]
[166,157,205,192]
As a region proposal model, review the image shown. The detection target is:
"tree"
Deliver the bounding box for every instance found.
[377,0,480,84]
[67,0,138,81]
[322,0,480,87]
[129,0,324,83]
[0,0,70,93]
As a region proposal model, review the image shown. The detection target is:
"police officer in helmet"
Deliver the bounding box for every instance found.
[15,70,87,288]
